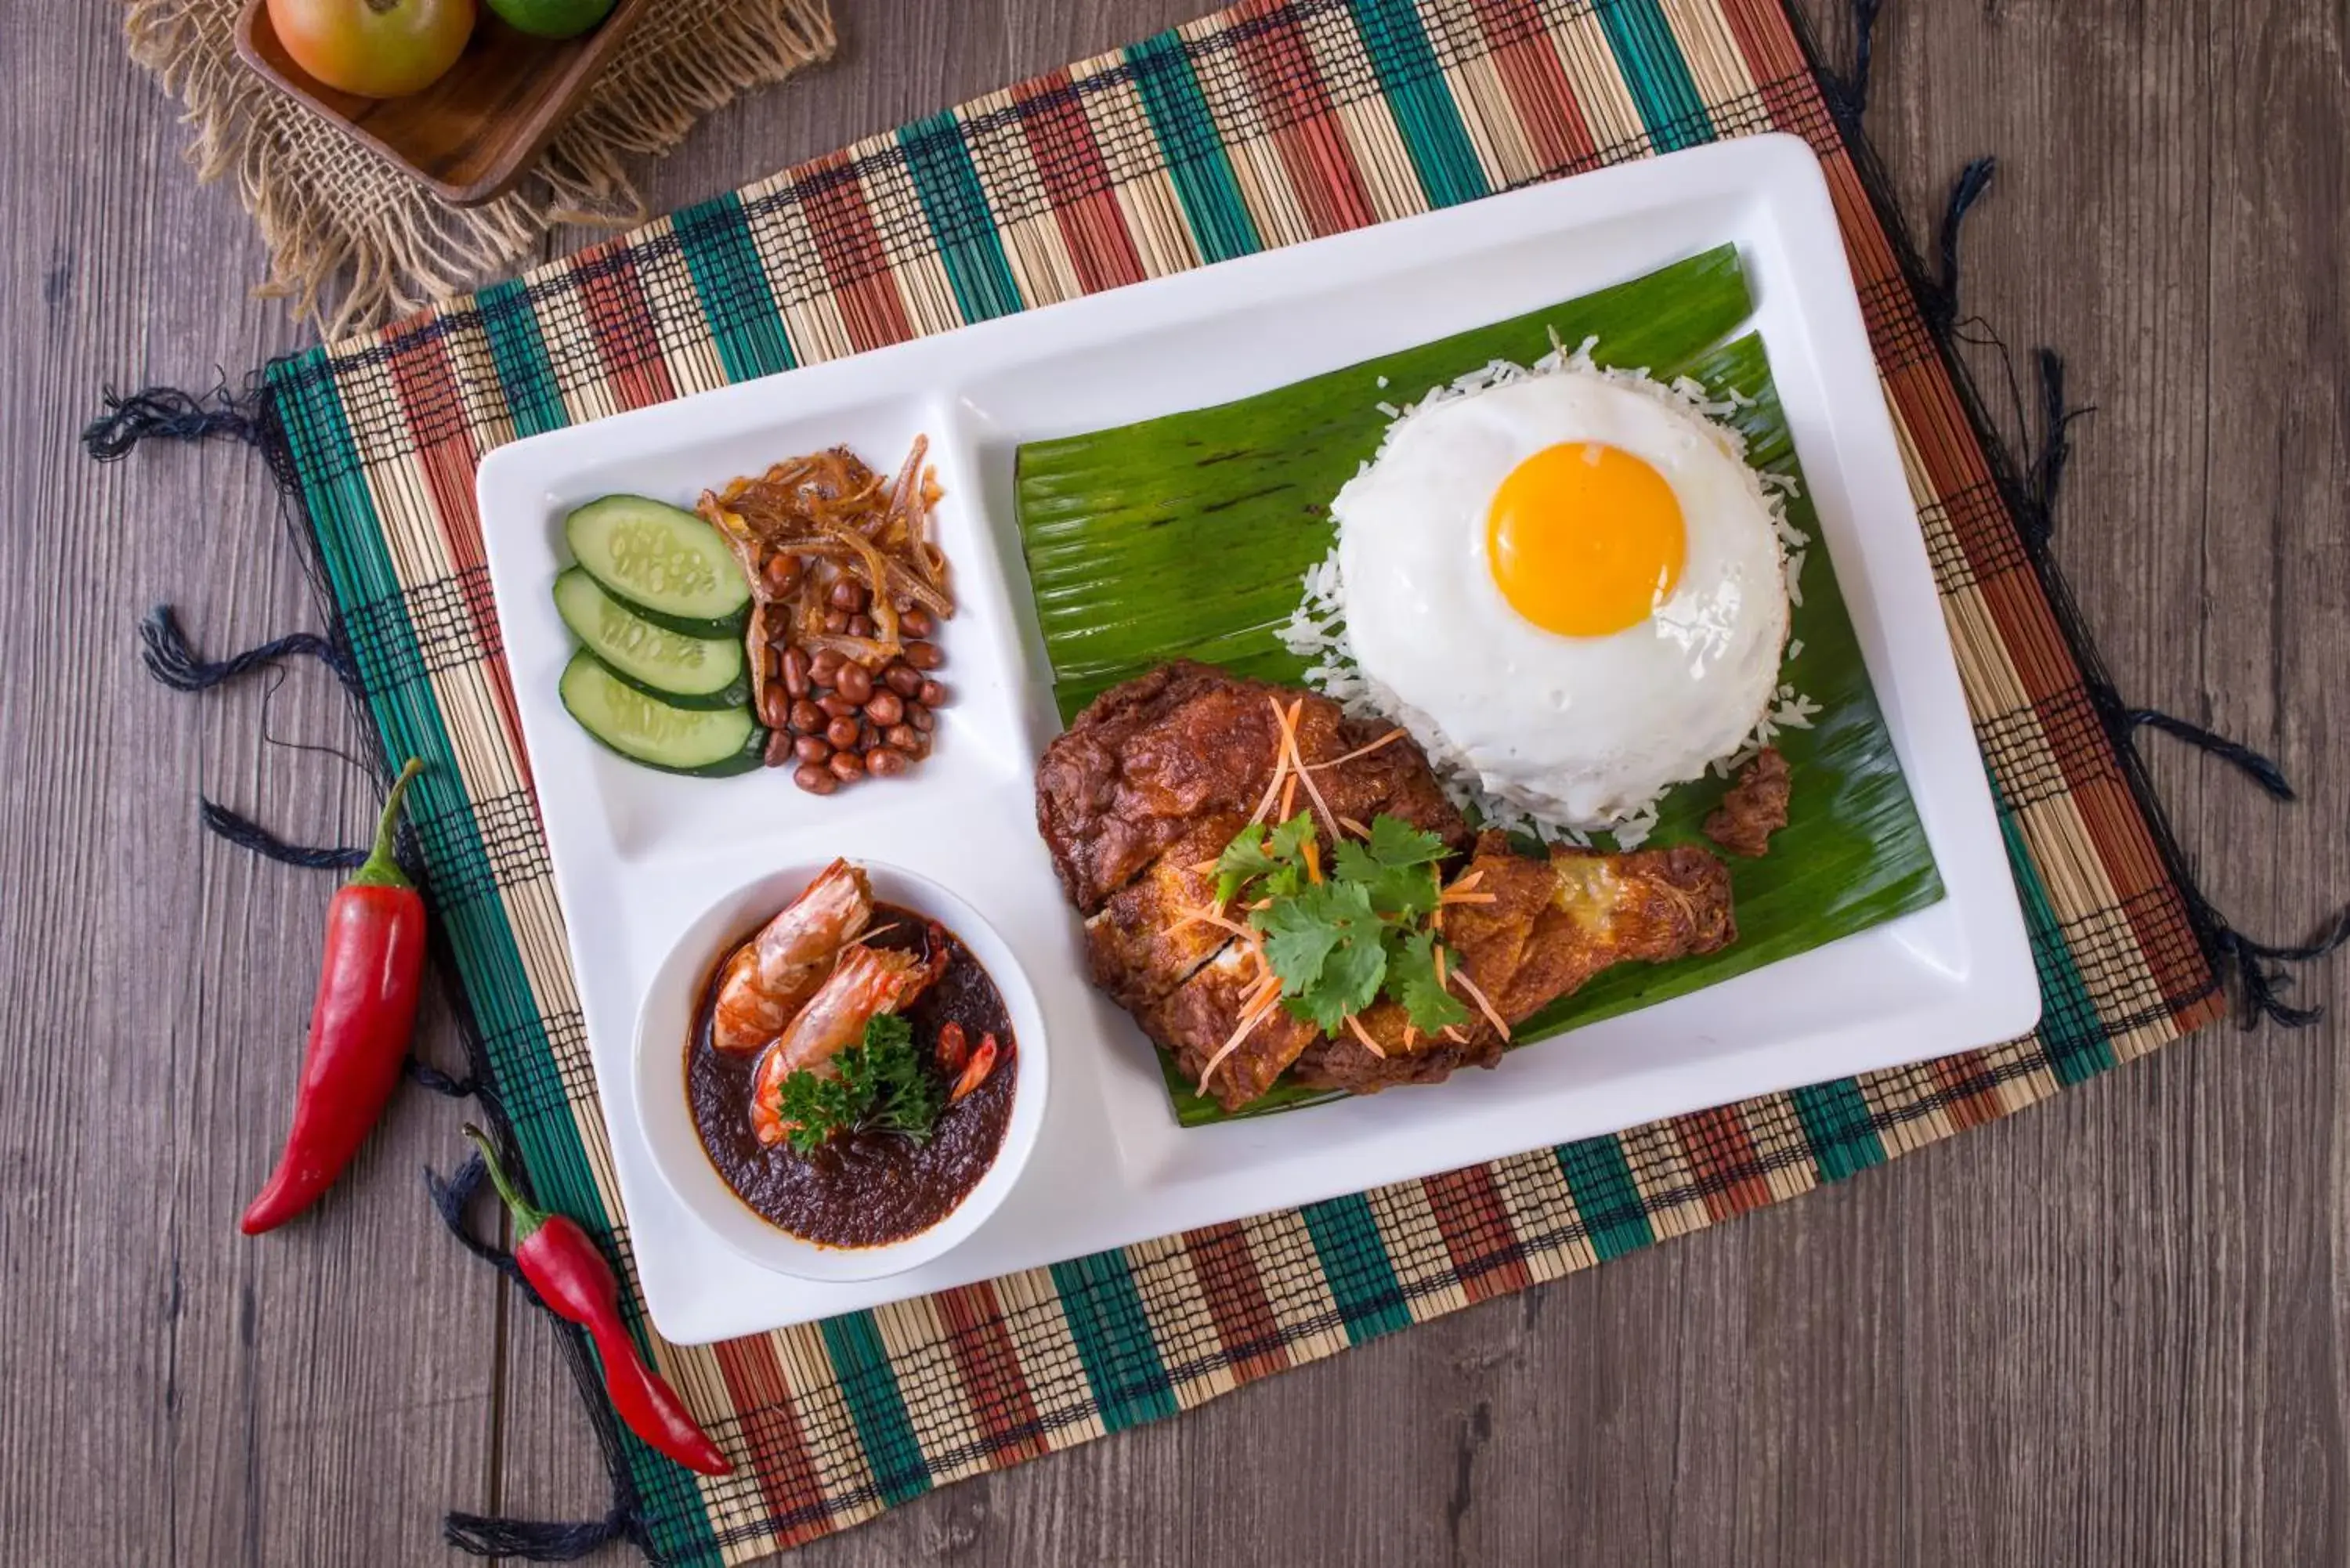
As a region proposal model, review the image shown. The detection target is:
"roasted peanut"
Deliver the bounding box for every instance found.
[866,746,910,779]
[828,578,867,612]
[808,648,846,685]
[884,662,924,698]
[917,679,948,710]
[903,640,943,670]
[826,716,861,750]
[899,607,934,639]
[828,750,866,781]
[793,763,838,795]
[862,688,903,728]
[781,645,812,699]
[794,735,832,764]
[833,661,873,703]
[789,699,826,733]
[818,693,861,721]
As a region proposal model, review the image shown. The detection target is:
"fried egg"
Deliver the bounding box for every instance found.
[1326,367,1789,831]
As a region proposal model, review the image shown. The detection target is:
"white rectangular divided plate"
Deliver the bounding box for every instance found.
[479,134,2039,1344]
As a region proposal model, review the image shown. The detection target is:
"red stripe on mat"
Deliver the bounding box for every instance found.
[1470,0,1602,171]
[797,151,919,352]
[574,247,678,413]
[378,314,532,782]
[1421,1165,1532,1302]
[1013,71,1150,294]
[1926,1051,2006,1129]
[1671,1106,1776,1220]
[1229,0,1380,237]
[931,1282,1050,1465]
[1181,1223,1292,1383]
[711,1337,835,1547]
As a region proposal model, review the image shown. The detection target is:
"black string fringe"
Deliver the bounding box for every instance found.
[405,1057,479,1100]
[444,1505,639,1563]
[83,382,270,461]
[1822,0,1884,122]
[2122,710,2295,800]
[1932,157,1998,330]
[198,799,367,870]
[140,604,359,695]
[2214,909,2350,1030]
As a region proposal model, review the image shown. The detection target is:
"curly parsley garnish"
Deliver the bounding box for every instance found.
[770,1012,942,1154]
[1219,812,1471,1036]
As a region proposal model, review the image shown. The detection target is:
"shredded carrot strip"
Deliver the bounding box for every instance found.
[1249,703,1293,826]
[1440,890,1499,905]
[1344,1013,1387,1060]
[1189,858,1220,876]
[1441,1025,1467,1043]
[1172,904,1255,941]
[1195,992,1280,1097]
[1339,816,1369,837]
[1282,698,1341,836]
[1402,1025,1419,1050]
[1302,836,1321,884]
[1305,728,1406,772]
[1450,967,1511,1041]
[1450,869,1485,893]
[1433,944,1448,986]
[1280,772,1297,822]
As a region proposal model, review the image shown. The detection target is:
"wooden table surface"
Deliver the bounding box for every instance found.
[6,2,2343,1563]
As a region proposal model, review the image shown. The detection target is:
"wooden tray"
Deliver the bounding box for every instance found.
[234,0,653,207]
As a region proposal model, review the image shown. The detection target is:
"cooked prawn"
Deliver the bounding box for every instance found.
[750,925,949,1146]
[710,860,872,1053]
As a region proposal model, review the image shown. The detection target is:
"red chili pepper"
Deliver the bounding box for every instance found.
[464,1126,734,1477]
[242,759,428,1236]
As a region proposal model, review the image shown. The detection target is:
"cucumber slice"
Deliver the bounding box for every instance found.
[552,568,747,708]
[564,495,750,633]
[559,651,765,776]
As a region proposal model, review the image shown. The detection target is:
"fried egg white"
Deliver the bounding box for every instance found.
[1330,368,1789,831]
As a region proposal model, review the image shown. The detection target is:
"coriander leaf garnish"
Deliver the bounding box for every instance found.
[1389,927,1471,1034]
[768,1010,942,1154]
[1217,811,1481,1041]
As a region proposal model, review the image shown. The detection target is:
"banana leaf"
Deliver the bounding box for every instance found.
[1015,247,1945,1125]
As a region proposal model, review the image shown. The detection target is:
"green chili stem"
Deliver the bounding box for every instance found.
[350,759,425,891]
[462,1124,548,1240]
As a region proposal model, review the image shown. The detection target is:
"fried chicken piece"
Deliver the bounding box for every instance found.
[1083,813,1246,1014]
[1291,834,1736,1095]
[1138,945,1322,1112]
[1036,661,1466,914]
[1703,748,1791,858]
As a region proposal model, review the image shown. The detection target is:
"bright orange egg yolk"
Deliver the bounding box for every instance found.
[1485,442,1685,637]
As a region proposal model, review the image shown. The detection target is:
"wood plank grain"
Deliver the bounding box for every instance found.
[0,7,502,1566]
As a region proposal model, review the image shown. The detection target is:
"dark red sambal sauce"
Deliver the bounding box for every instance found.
[686,901,1014,1248]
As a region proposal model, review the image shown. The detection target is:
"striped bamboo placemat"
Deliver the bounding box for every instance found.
[261,1,2225,1559]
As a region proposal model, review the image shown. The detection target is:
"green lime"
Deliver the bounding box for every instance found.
[484,0,616,40]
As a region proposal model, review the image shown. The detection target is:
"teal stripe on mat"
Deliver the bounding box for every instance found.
[267,352,727,1568]
[819,1313,932,1507]
[1596,0,1715,153]
[1556,1134,1655,1259]
[1123,33,1264,263]
[1998,782,2106,1083]
[898,112,1027,323]
[1049,1252,1180,1429]
[1347,0,1492,208]
[1300,1194,1412,1341]
[475,278,569,439]
[672,194,799,381]
[1791,1079,1887,1180]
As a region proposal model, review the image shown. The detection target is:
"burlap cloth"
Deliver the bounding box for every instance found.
[124,0,836,338]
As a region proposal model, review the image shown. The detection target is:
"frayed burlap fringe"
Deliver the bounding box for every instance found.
[122,0,834,341]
